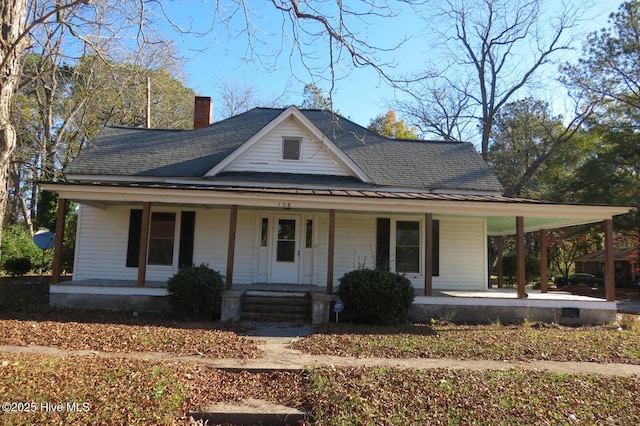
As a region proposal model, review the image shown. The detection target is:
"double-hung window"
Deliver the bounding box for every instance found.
[375,217,439,276]
[126,210,195,268]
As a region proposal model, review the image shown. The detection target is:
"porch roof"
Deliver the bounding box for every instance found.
[41,180,631,236]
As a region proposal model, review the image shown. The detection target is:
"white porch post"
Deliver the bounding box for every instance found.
[604,219,615,302]
[516,216,527,299]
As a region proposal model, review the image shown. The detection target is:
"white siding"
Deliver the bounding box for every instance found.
[73,205,241,283]
[73,205,487,290]
[333,213,377,279]
[225,117,351,176]
[434,217,487,290]
[232,209,257,284]
[320,213,487,292]
[191,207,229,273]
[73,205,139,281]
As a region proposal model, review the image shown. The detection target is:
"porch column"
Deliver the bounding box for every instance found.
[424,213,433,296]
[539,229,548,293]
[516,216,527,299]
[225,204,238,290]
[327,209,336,293]
[604,219,615,302]
[51,198,67,284]
[137,202,151,287]
[496,236,504,288]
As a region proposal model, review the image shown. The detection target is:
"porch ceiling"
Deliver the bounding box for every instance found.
[486,216,610,236]
[41,181,632,234]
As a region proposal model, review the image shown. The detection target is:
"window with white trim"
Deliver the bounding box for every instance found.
[396,220,420,273]
[376,217,439,275]
[282,138,301,160]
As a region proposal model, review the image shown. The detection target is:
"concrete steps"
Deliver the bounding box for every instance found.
[241,291,311,322]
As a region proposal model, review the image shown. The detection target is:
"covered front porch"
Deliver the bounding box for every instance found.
[44,183,630,324]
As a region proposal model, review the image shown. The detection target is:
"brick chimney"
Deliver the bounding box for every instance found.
[193,96,212,129]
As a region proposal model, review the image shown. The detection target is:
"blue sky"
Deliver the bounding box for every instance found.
[159,0,622,128]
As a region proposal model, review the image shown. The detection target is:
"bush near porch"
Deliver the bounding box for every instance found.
[338,268,415,326]
[167,264,224,320]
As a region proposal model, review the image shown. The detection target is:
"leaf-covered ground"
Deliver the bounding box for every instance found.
[1,354,640,425]
[0,313,261,359]
[291,322,640,364]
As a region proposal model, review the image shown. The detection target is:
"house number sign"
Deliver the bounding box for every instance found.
[278,202,292,208]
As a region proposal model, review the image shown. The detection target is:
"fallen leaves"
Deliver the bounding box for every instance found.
[0,317,261,359]
[292,322,640,364]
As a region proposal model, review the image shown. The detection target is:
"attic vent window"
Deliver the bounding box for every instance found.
[282,138,301,160]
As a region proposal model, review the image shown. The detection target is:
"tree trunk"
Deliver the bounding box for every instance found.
[0,0,30,245]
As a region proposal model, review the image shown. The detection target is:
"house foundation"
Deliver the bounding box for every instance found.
[409,291,617,325]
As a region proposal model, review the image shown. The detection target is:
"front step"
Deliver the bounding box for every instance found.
[241,291,311,322]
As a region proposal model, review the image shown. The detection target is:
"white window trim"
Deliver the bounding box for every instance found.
[281,137,302,161]
[390,216,424,277]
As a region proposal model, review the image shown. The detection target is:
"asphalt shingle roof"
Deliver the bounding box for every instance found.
[64,107,504,193]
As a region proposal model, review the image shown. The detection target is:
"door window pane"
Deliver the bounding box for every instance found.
[396,220,419,273]
[276,219,296,262]
[261,218,269,247]
[148,212,175,265]
[305,219,313,248]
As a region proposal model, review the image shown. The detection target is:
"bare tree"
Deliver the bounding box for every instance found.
[216,79,289,119]
[2,0,416,247]
[398,0,583,159]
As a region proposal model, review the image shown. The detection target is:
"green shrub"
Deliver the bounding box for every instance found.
[1,224,45,273]
[4,257,33,276]
[337,268,415,326]
[167,264,224,320]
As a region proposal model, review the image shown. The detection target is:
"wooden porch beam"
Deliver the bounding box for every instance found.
[604,219,615,302]
[516,216,527,299]
[327,209,336,293]
[225,204,238,290]
[51,198,67,284]
[137,202,151,287]
[540,229,548,293]
[424,213,433,296]
[496,236,504,289]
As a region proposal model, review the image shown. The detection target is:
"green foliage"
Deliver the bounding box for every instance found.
[502,252,541,285]
[487,97,577,198]
[338,268,415,326]
[3,257,33,276]
[166,264,224,320]
[1,224,47,274]
[35,190,59,231]
[33,192,76,273]
[301,83,332,110]
[368,109,418,139]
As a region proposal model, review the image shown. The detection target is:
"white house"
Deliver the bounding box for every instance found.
[42,97,630,324]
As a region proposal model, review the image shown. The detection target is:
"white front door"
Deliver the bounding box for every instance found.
[270,215,301,283]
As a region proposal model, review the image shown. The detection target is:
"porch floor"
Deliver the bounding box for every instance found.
[58,280,611,302]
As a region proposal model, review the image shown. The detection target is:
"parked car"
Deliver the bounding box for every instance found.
[567,273,604,287]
